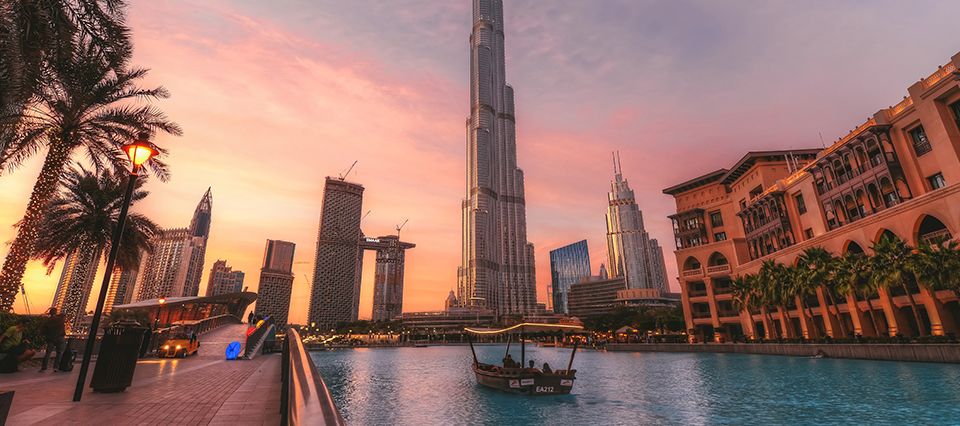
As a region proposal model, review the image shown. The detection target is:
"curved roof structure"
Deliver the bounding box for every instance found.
[113,291,257,311]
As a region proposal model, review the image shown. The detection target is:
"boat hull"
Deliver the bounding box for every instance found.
[473,365,575,395]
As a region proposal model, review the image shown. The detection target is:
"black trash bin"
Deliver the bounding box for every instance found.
[90,321,146,393]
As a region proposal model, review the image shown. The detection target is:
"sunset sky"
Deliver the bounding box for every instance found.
[3,1,960,323]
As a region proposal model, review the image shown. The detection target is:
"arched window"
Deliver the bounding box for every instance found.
[683,257,702,271]
[708,252,729,266]
[844,241,865,254]
[916,214,952,246]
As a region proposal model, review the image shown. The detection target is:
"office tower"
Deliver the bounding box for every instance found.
[308,178,364,328]
[458,0,537,318]
[136,189,213,300]
[256,240,296,326]
[361,235,415,322]
[205,259,245,296]
[104,265,140,316]
[606,153,667,292]
[549,240,592,314]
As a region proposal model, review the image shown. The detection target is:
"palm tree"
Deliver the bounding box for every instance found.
[797,247,846,337]
[1,0,131,154]
[835,252,882,336]
[909,241,960,294]
[0,37,179,310]
[870,234,926,335]
[785,264,823,338]
[33,166,157,330]
[758,260,794,338]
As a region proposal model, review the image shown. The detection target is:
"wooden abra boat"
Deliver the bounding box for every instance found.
[465,323,583,396]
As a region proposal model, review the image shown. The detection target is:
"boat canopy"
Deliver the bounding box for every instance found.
[464,322,584,335]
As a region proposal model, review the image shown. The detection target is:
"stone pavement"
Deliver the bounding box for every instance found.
[2,324,281,425]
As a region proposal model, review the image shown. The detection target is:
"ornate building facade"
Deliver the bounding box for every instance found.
[664,51,960,342]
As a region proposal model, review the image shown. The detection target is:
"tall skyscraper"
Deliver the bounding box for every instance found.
[104,264,140,316]
[606,153,668,292]
[549,240,592,314]
[51,250,98,332]
[136,189,213,300]
[362,235,415,322]
[458,0,537,317]
[256,240,295,326]
[309,178,364,328]
[205,259,245,296]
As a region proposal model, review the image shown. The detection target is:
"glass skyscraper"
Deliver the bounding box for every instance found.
[549,240,591,314]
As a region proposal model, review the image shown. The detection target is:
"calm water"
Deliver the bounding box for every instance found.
[310,345,960,425]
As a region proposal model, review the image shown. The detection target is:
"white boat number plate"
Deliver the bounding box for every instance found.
[509,380,520,388]
[560,379,573,386]
[520,379,535,386]
[535,386,555,393]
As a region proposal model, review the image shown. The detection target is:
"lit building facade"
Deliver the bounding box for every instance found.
[458,0,538,317]
[135,189,212,301]
[205,259,245,296]
[664,51,960,342]
[257,240,295,326]
[104,265,139,317]
[309,178,364,328]
[568,276,627,319]
[606,154,669,292]
[51,249,98,332]
[549,240,592,314]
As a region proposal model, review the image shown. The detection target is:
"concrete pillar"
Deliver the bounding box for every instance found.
[846,293,873,337]
[878,287,905,336]
[680,279,695,342]
[816,287,844,337]
[920,287,957,336]
[704,277,723,342]
[795,296,816,339]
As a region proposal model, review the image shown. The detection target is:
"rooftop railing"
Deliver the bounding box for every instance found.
[282,328,345,426]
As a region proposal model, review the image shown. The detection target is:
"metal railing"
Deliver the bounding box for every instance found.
[282,328,344,426]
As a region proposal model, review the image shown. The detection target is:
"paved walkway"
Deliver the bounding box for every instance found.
[2,324,281,425]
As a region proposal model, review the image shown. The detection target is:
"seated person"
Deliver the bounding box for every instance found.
[1,322,36,373]
[502,354,516,368]
[528,360,536,370]
[542,362,553,374]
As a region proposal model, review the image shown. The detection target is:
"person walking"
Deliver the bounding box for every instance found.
[39,308,67,372]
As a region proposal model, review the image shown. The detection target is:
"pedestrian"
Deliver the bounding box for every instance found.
[40,308,66,372]
[1,321,36,373]
[247,311,254,324]
[139,326,153,358]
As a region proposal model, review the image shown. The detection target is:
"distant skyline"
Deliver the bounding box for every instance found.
[3,1,960,324]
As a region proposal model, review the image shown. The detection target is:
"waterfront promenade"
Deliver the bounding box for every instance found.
[3,324,280,425]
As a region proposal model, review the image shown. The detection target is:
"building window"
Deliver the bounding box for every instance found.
[794,193,807,214]
[909,125,932,156]
[714,232,727,242]
[739,199,746,211]
[928,172,946,190]
[709,211,723,227]
[804,228,814,239]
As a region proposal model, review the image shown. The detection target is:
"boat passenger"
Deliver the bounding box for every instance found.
[528,360,535,370]
[542,363,552,374]
[503,354,516,368]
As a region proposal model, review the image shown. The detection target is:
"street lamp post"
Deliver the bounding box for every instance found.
[155,297,166,328]
[73,135,156,402]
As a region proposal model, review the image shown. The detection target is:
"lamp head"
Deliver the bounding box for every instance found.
[124,133,157,172]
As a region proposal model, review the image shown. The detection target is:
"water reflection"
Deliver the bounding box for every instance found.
[311,346,960,425]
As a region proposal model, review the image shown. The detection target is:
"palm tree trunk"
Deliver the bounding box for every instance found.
[900,280,927,336]
[865,299,883,337]
[0,141,72,311]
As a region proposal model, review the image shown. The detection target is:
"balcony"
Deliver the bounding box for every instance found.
[706,264,731,276]
[681,267,704,279]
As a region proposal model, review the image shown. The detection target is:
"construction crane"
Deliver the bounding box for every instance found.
[338,160,358,181]
[361,210,371,223]
[396,218,409,239]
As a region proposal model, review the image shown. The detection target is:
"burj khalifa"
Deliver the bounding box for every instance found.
[458,0,537,317]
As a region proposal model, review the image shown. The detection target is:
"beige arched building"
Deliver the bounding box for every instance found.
[664,51,960,342]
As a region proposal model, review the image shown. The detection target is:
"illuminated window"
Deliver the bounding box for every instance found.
[713,232,727,242]
[804,228,814,239]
